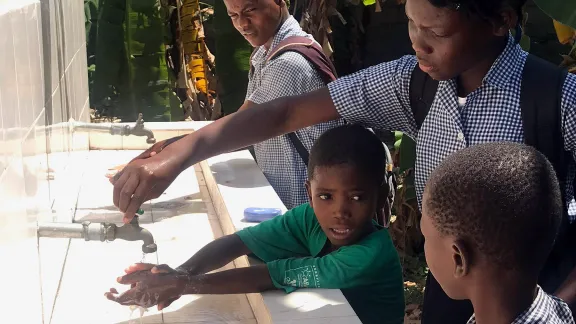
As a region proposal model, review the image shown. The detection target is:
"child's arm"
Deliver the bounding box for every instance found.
[176,234,252,276]
[182,265,274,294]
[107,264,275,308]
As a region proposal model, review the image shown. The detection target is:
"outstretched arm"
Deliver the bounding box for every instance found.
[165,88,338,171]
[177,234,252,276]
[183,265,274,294]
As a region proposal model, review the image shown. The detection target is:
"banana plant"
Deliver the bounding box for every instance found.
[91,0,175,122]
[533,0,576,29]
[213,0,252,115]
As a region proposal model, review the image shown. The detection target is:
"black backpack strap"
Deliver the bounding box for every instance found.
[521,54,573,290]
[409,64,439,129]
[521,54,568,172]
[287,132,310,166]
[521,54,569,208]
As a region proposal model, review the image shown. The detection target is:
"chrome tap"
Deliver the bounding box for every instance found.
[38,215,157,254]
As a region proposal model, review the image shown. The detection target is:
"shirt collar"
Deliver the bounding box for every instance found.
[481,34,524,90]
[466,286,554,324]
[268,16,302,53]
[251,16,303,63]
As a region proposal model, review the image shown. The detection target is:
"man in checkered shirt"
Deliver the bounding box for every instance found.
[421,142,574,324]
[113,0,576,322]
[225,0,345,209]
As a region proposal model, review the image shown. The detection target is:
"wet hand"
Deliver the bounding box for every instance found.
[105,266,188,310]
[110,150,183,224]
[125,263,188,309]
[106,138,172,180]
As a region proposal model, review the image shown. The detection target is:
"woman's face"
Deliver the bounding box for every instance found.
[405,0,504,81]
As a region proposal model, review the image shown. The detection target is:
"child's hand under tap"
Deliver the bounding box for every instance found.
[105,264,188,310]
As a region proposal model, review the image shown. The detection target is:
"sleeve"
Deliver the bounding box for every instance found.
[561,74,576,216]
[327,55,419,137]
[248,52,323,104]
[266,231,393,293]
[562,74,576,152]
[236,204,313,262]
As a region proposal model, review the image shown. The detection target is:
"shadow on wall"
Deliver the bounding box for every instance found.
[210,159,270,188]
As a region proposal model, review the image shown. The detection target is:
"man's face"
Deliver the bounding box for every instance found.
[224,0,283,47]
[405,0,499,81]
[307,165,380,248]
[421,190,467,299]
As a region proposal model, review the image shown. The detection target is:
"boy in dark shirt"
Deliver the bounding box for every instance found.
[106,125,405,324]
[421,142,574,323]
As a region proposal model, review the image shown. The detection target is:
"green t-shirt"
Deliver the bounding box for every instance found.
[236,203,405,324]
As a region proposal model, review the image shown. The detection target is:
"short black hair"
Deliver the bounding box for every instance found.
[428,0,528,22]
[425,142,562,274]
[308,125,386,187]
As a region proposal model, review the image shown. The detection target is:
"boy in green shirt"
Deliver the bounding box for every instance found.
[105,125,405,324]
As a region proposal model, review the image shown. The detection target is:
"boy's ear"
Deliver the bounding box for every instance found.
[305,181,313,206]
[452,239,471,279]
[491,5,518,37]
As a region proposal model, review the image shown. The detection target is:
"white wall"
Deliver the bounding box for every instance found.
[0,0,89,322]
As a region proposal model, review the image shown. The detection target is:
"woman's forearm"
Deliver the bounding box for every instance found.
[182,265,275,295]
[161,88,339,172]
[177,234,251,276]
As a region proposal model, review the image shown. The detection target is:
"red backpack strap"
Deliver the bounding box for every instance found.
[266,35,337,84]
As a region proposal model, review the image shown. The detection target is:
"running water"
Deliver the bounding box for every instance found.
[128,305,147,324]
[127,234,157,323]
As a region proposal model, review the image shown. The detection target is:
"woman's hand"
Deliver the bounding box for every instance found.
[105,264,189,310]
[110,149,185,223]
[107,135,187,180]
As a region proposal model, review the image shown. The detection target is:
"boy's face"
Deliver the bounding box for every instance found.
[405,0,512,81]
[224,0,284,47]
[421,190,469,300]
[306,165,382,248]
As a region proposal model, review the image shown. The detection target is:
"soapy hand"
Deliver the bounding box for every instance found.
[105,264,188,310]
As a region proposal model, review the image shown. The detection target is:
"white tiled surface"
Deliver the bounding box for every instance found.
[0,0,89,323]
[46,150,256,324]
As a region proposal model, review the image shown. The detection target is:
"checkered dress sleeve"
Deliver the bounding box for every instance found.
[561,73,576,218]
[327,55,419,137]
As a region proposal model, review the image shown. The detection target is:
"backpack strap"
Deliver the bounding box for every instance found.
[409,64,439,130]
[263,35,338,166]
[521,54,570,241]
[267,35,338,84]
[521,54,568,184]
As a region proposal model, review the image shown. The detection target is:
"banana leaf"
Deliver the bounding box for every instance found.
[397,132,417,202]
[92,0,173,121]
[533,0,576,29]
[124,0,171,121]
[214,0,252,115]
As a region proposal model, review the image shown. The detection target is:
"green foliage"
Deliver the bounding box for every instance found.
[533,0,576,29]
[213,0,252,115]
[91,0,174,121]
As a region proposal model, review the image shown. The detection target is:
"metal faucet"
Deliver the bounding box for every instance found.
[127,113,157,144]
[69,113,157,144]
[38,215,157,254]
[111,216,157,253]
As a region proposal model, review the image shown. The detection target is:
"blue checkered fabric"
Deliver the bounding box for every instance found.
[467,287,574,323]
[328,35,576,221]
[246,16,345,209]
